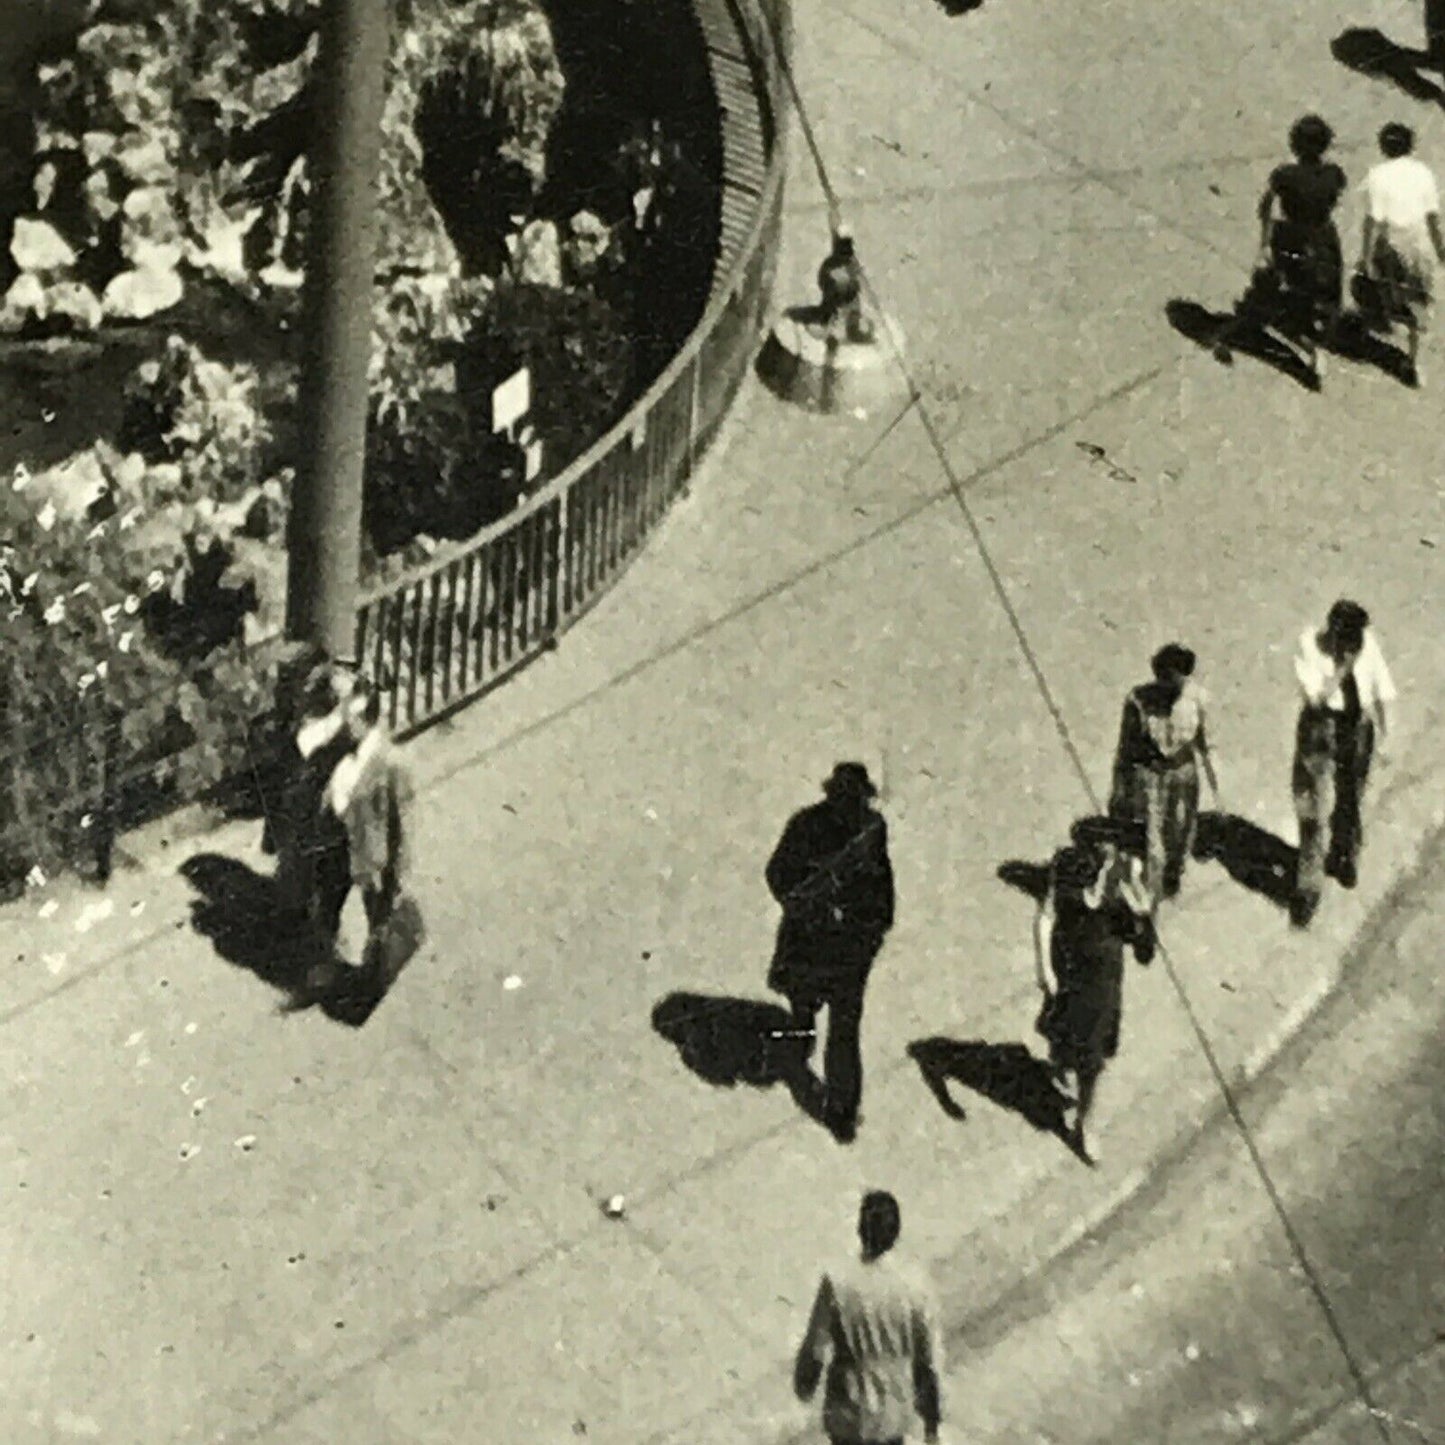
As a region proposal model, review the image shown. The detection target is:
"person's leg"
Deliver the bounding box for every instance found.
[1328,719,1373,888]
[1292,724,1334,926]
[1162,766,1200,899]
[1142,769,1168,913]
[822,980,865,1138]
[1070,1062,1103,1161]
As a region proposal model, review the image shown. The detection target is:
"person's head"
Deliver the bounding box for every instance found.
[832,223,855,259]
[1150,642,1197,687]
[1325,598,1369,659]
[858,1190,901,1259]
[1289,114,1334,163]
[1380,122,1415,160]
[823,761,878,815]
[339,668,382,743]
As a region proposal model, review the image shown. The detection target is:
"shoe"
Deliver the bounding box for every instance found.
[1334,860,1358,890]
[827,1111,860,1144]
[1213,342,1234,365]
[1289,891,1319,929]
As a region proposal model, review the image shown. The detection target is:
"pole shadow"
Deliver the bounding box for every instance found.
[908,1037,1087,1161]
[1331,27,1445,105]
[652,991,829,1128]
[180,852,391,1026]
[1192,811,1297,908]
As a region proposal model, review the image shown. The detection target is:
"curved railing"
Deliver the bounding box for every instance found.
[355,0,792,738]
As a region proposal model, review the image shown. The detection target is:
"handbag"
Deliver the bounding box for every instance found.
[363,892,425,985]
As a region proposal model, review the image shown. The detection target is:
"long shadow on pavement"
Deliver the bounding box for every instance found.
[908,1038,1086,1161]
[180,852,389,1027]
[1332,26,1445,105]
[652,991,830,1129]
[1193,812,1297,910]
[1166,299,1322,390]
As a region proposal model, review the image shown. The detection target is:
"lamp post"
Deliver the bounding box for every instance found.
[284,0,390,661]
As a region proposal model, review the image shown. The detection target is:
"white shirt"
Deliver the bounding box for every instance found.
[1295,627,1397,712]
[1363,156,1441,230]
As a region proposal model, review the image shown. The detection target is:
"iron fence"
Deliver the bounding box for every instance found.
[355,0,790,737]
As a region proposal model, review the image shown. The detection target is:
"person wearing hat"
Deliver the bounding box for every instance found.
[766,762,895,1142]
[1290,599,1396,926]
[1108,643,1220,913]
[1034,816,1153,1163]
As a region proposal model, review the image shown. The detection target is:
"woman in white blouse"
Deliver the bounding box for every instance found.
[1290,599,1396,926]
[1359,122,1445,385]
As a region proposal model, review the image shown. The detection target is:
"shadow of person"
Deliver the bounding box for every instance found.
[1328,305,1418,385]
[1332,28,1445,104]
[997,859,1052,903]
[652,991,827,1121]
[938,0,986,13]
[1193,811,1297,907]
[1166,299,1322,390]
[181,852,393,1026]
[181,852,314,998]
[908,1038,1078,1149]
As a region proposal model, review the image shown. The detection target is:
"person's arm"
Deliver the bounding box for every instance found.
[1195,701,1221,801]
[873,817,895,935]
[766,820,805,906]
[793,1275,832,1402]
[1367,635,1398,757]
[1033,883,1056,995]
[1256,181,1277,261]
[913,1296,943,1443]
[1429,211,1445,264]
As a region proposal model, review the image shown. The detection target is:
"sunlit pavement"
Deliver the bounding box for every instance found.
[5,1,1445,1440]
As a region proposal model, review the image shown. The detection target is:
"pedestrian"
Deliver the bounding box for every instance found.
[1034,816,1153,1164]
[794,1190,943,1445]
[1108,643,1220,912]
[321,672,417,983]
[279,660,356,962]
[1215,114,1346,386]
[1290,599,1396,927]
[1357,121,1445,385]
[818,225,868,344]
[766,762,895,1143]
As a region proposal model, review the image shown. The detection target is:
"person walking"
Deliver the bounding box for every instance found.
[1215,114,1347,386]
[794,1191,943,1445]
[1034,816,1154,1164]
[1358,121,1445,385]
[766,763,895,1143]
[1108,643,1220,913]
[322,673,417,983]
[1290,600,1396,928]
[280,661,357,964]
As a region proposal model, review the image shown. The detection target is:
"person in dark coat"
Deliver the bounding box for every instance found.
[1034,816,1153,1164]
[766,762,895,1143]
[276,661,356,961]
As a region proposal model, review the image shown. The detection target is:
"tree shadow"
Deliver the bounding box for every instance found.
[1166,298,1321,390]
[908,1038,1086,1159]
[652,991,828,1126]
[180,852,389,1026]
[1193,811,1297,908]
[997,859,1051,903]
[1331,27,1445,105]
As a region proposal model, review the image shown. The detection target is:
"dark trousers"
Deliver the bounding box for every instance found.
[790,977,867,1129]
[1293,707,1373,903]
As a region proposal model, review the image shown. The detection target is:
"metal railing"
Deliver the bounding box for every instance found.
[355,0,790,738]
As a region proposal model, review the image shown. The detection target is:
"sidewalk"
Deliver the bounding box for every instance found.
[7,0,1445,1440]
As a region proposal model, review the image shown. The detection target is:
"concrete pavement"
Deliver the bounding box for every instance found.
[6,0,1445,1440]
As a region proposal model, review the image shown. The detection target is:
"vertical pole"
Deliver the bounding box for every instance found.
[285,0,390,659]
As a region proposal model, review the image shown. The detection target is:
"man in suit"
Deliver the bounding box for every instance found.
[766,763,895,1142]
